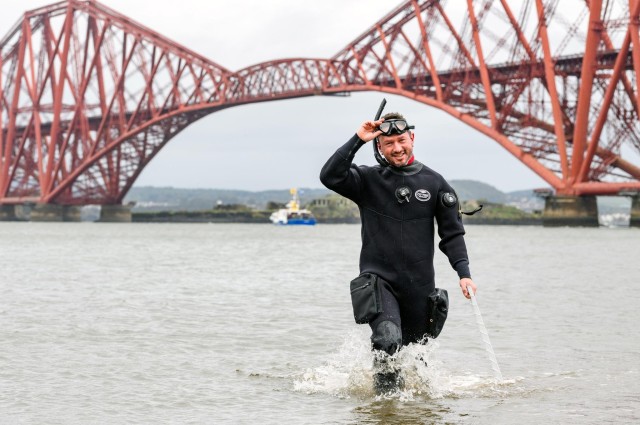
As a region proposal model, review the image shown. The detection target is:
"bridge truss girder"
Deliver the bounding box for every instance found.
[2,0,640,205]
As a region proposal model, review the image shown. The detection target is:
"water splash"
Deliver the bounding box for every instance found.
[467,287,503,380]
[293,328,373,398]
[292,328,515,400]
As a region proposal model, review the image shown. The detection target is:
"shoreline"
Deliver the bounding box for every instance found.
[132,211,541,225]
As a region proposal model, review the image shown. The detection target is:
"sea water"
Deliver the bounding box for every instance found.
[0,223,638,424]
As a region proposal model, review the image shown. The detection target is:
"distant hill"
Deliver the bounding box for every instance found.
[449,180,507,203]
[124,181,543,212]
[450,180,544,212]
[124,187,330,211]
[125,182,631,215]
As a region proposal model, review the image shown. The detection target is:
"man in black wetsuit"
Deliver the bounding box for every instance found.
[319,112,477,394]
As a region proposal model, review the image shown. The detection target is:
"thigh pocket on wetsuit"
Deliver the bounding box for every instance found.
[349,273,383,324]
[425,288,449,338]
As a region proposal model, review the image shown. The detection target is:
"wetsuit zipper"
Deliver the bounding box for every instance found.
[351,281,371,293]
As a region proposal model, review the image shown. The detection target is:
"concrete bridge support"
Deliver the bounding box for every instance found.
[630,196,640,228]
[30,203,64,222]
[99,204,132,222]
[62,206,82,222]
[14,204,83,222]
[542,196,599,227]
[0,205,18,221]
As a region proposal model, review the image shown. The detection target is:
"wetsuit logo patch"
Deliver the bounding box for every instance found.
[415,189,431,202]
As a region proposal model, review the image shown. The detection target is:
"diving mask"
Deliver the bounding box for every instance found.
[378,119,415,136]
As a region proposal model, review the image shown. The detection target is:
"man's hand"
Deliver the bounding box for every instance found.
[356,119,385,142]
[460,277,476,299]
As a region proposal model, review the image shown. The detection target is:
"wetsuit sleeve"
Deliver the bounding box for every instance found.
[435,184,471,279]
[319,134,366,203]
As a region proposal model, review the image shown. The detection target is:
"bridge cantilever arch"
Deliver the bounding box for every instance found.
[1,0,640,225]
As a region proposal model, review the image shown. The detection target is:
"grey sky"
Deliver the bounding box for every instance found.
[2,1,549,192]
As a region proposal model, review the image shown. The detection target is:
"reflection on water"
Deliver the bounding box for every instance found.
[353,400,450,425]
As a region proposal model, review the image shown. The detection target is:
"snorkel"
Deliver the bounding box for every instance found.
[373,98,388,167]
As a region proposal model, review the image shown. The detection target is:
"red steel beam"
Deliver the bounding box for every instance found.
[630,0,640,111]
[435,2,476,67]
[1,19,28,198]
[571,0,603,183]
[411,0,443,101]
[467,0,497,128]
[1,0,639,205]
[0,50,4,194]
[499,0,536,61]
[578,33,631,182]
[46,11,111,194]
[535,0,570,182]
[376,24,403,89]
[42,4,74,195]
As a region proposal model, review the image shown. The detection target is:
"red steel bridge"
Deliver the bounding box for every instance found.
[2,0,640,209]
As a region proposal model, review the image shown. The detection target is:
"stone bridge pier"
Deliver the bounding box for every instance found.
[629,195,640,227]
[542,196,599,227]
[98,204,132,222]
[0,203,132,222]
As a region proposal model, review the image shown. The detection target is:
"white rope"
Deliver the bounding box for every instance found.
[467,286,503,381]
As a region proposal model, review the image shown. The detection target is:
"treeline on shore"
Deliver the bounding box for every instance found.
[132,193,542,225]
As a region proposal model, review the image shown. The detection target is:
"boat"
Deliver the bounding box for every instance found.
[269,188,317,225]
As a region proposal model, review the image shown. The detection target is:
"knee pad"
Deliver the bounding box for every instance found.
[371,320,402,355]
